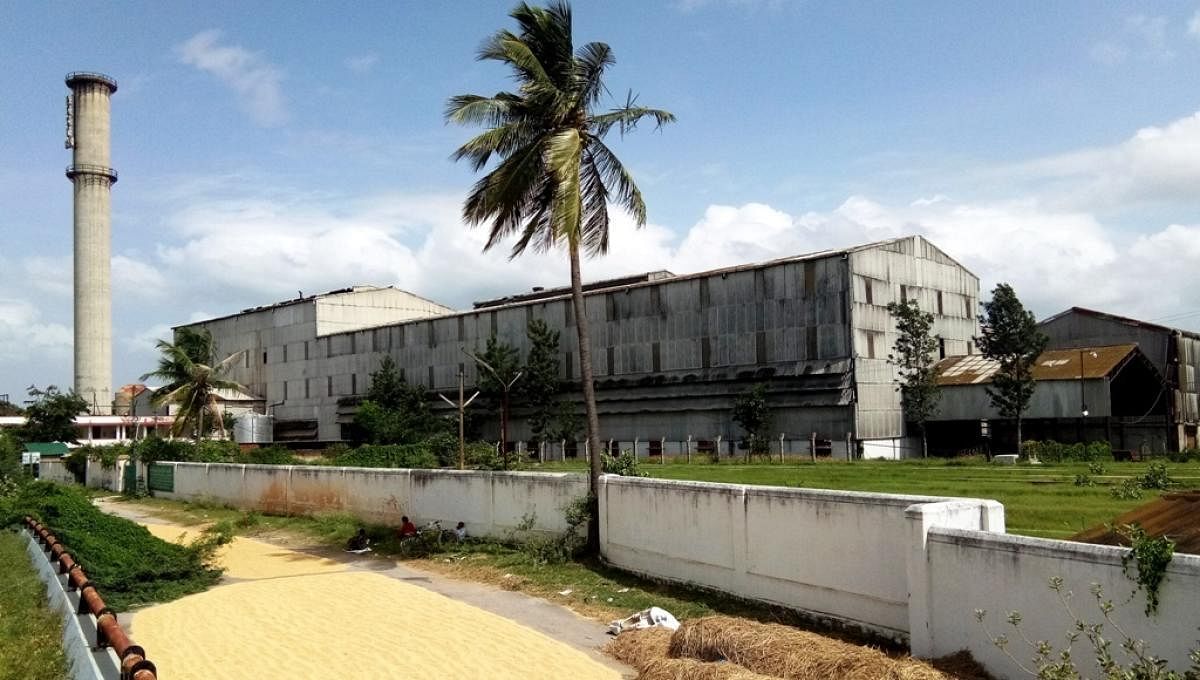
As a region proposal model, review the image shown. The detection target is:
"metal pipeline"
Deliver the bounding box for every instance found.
[23,516,158,680]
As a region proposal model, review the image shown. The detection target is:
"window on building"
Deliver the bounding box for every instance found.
[864,278,873,305]
[900,285,908,303]
[351,373,357,395]
[262,351,268,365]
[305,379,310,399]
[283,344,288,363]
[327,375,333,396]
[968,341,974,355]
[866,333,876,359]
[937,291,944,316]
[938,337,946,359]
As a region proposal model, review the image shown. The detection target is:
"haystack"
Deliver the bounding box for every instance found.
[638,657,774,680]
[668,616,947,680]
[605,628,674,671]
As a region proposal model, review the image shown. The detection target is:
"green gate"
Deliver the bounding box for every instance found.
[147,464,174,493]
[123,463,137,494]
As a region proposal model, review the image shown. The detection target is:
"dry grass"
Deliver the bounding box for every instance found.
[668,616,948,680]
[639,658,774,679]
[605,627,674,670]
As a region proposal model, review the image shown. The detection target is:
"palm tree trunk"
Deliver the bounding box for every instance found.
[569,240,603,555]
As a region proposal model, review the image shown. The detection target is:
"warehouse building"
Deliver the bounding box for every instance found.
[180,235,980,458]
[927,344,1170,455]
[1038,307,1200,451]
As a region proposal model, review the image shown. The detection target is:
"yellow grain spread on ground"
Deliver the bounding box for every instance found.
[131,524,620,680]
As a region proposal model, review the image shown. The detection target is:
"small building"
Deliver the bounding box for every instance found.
[1039,307,1200,451]
[927,344,1169,455]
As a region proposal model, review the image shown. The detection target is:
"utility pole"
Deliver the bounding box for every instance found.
[439,369,479,470]
[466,349,522,471]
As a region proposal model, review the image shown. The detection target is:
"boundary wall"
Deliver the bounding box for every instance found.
[914,527,1200,678]
[152,462,587,537]
[61,461,1200,678]
[599,476,1002,639]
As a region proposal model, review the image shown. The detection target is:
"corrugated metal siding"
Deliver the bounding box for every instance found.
[849,236,980,439]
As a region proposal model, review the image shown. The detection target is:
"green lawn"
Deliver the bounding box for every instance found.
[538,458,1200,539]
[0,531,69,680]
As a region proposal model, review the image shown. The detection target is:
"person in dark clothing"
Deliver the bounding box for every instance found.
[346,528,370,552]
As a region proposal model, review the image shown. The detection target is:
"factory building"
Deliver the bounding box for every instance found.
[181,235,980,458]
[1037,307,1200,451]
[927,344,1170,455]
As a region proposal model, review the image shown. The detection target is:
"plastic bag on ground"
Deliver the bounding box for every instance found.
[608,607,680,635]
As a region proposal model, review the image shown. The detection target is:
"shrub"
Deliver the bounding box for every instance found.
[1074,473,1094,487]
[63,448,88,482]
[241,446,298,466]
[1088,460,1107,476]
[1111,478,1144,500]
[516,496,591,565]
[80,443,128,470]
[1167,448,1200,463]
[465,442,505,470]
[1023,439,1111,463]
[1138,462,1175,491]
[129,438,193,465]
[193,439,239,463]
[602,450,647,477]
[334,443,439,469]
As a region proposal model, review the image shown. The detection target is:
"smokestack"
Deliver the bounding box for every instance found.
[65,72,117,414]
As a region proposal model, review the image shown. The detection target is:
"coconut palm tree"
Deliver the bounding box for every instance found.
[141,328,246,441]
[446,1,673,548]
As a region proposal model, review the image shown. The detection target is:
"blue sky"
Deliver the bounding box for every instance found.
[2,1,1200,401]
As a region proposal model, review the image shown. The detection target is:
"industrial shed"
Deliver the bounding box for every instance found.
[181,235,980,458]
[927,344,1169,455]
[1039,307,1200,451]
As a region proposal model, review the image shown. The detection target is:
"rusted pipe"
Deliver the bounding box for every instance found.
[23,517,158,680]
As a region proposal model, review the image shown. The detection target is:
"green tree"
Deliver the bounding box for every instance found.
[473,335,523,469]
[0,430,23,480]
[977,283,1047,456]
[142,331,246,441]
[886,300,942,458]
[732,384,772,459]
[447,1,674,550]
[354,356,448,444]
[523,319,562,444]
[17,386,88,443]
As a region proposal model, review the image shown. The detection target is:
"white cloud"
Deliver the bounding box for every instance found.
[0,299,72,362]
[22,256,72,297]
[998,110,1200,209]
[344,54,379,73]
[113,256,168,301]
[177,30,288,127]
[1189,10,1200,38]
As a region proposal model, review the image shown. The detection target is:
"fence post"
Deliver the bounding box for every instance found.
[660,437,666,464]
[686,435,692,464]
[779,433,786,464]
[846,431,853,461]
[634,437,640,459]
[810,432,817,463]
[714,435,722,463]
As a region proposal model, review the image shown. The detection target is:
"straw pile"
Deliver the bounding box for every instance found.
[639,658,775,680]
[605,628,674,671]
[668,616,948,680]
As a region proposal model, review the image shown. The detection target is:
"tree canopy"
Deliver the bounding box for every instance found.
[886,299,941,457]
[977,283,1047,454]
[17,385,88,444]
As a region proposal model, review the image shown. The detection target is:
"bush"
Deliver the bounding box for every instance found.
[129,438,194,465]
[80,443,128,470]
[516,496,591,565]
[1138,462,1175,491]
[241,446,299,466]
[465,442,505,470]
[1111,478,1144,500]
[1022,439,1111,463]
[192,439,239,462]
[7,482,228,610]
[334,443,439,469]
[602,450,647,477]
[1167,448,1200,463]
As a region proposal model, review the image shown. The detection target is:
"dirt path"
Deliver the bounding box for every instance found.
[98,499,631,679]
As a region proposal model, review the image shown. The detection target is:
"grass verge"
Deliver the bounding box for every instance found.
[0,530,69,680]
[7,483,229,611]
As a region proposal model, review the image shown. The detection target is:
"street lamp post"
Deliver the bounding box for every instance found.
[466,349,523,470]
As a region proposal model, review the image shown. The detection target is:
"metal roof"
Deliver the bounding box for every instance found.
[1039,306,1200,341]
[1073,491,1200,555]
[935,344,1139,386]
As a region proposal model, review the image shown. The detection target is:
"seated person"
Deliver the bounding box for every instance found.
[454,521,467,541]
[398,516,418,539]
[345,528,370,552]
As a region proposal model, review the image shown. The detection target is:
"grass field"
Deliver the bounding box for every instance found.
[538,458,1200,539]
[0,531,69,680]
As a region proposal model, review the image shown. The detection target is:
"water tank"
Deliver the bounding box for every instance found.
[233,413,273,444]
